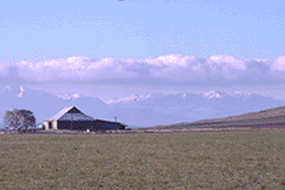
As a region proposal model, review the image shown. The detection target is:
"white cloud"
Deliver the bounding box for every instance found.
[88,57,115,69]
[208,55,247,71]
[0,54,285,86]
[0,63,9,75]
[270,56,285,71]
[155,54,196,68]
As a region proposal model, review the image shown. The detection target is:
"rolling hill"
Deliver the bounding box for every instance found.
[151,106,285,129]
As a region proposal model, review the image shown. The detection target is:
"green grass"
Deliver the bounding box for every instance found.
[1,129,285,189]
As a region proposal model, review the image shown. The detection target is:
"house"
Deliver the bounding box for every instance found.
[43,106,126,131]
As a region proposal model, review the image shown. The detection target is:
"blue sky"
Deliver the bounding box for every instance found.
[0,0,285,100]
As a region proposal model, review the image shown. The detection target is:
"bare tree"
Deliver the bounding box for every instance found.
[3,109,36,133]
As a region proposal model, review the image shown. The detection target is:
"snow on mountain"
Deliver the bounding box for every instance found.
[105,91,225,105]
[1,85,24,97]
[18,86,24,98]
[102,90,281,111]
[57,93,81,100]
[1,85,285,127]
[101,91,285,126]
[1,85,12,92]
[0,85,110,125]
[105,91,223,106]
[202,91,222,99]
[103,93,152,105]
[224,91,252,98]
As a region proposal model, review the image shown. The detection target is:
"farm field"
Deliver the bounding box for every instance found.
[0,129,285,189]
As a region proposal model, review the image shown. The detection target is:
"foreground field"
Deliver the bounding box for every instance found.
[0,129,285,189]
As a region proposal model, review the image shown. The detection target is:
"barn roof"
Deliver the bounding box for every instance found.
[95,119,120,124]
[47,106,95,121]
[94,119,127,128]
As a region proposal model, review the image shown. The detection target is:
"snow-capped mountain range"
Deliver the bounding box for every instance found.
[101,93,153,105]
[57,93,81,100]
[101,90,255,105]
[0,84,284,128]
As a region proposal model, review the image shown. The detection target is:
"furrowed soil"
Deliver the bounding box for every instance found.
[0,129,285,189]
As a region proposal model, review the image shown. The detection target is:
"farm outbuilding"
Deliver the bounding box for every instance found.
[92,119,126,131]
[43,106,126,131]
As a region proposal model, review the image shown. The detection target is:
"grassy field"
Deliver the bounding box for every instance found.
[1,129,285,189]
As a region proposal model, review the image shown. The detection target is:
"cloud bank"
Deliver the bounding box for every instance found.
[1,54,285,86]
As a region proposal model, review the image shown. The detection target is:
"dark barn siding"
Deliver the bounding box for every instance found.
[90,120,126,131]
[56,120,126,131]
[57,121,93,131]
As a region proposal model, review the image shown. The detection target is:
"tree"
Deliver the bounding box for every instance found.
[3,109,36,133]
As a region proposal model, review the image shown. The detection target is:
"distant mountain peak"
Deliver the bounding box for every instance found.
[202,91,222,99]
[1,85,12,92]
[1,85,18,92]
[18,86,24,98]
[0,85,284,127]
[103,93,153,105]
[57,93,81,100]
[72,93,81,99]
[225,91,252,98]
[1,84,26,98]
[231,91,250,95]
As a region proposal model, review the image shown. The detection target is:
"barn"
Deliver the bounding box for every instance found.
[91,119,126,131]
[43,106,126,131]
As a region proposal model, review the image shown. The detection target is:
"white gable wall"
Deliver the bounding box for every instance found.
[52,121,58,130]
[43,121,49,130]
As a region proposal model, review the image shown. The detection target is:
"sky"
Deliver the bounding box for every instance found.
[0,0,285,100]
